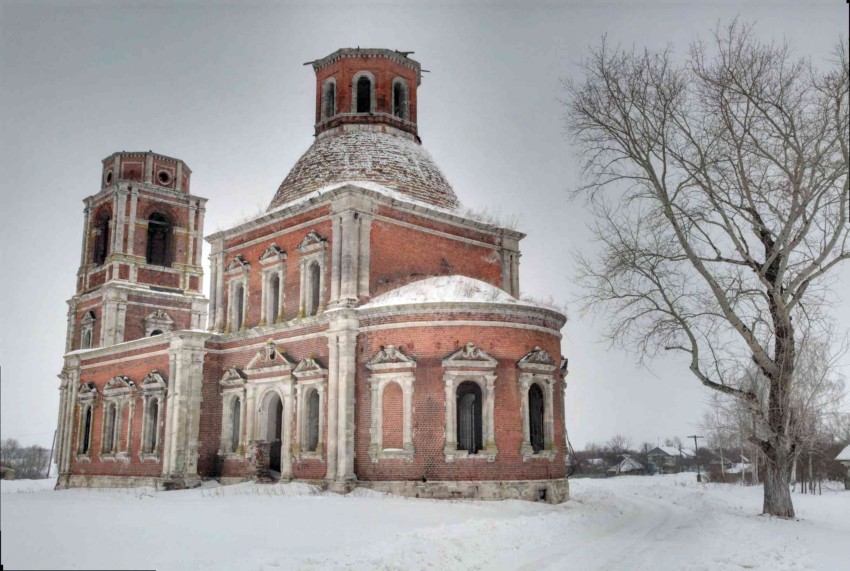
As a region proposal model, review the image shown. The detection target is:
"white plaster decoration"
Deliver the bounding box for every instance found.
[140,371,167,460]
[244,341,296,470]
[245,341,297,374]
[57,361,80,473]
[80,311,96,349]
[350,71,377,113]
[321,77,337,121]
[517,347,558,461]
[143,309,174,337]
[163,333,210,481]
[75,382,98,460]
[366,345,416,462]
[297,231,327,318]
[226,257,249,332]
[442,344,498,462]
[219,368,247,458]
[293,358,328,460]
[259,245,287,325]
[101,375,135,459]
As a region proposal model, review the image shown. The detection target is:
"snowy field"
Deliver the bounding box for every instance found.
[1,474,848,570]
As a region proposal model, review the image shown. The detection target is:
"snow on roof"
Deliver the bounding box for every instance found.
[607,457,645,473]
[361,276,553,311]
[268,128,459,211]
[836,444,850,462]
[650,446,694,458]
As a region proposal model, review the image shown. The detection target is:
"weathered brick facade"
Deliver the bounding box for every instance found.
[54,49,569,503]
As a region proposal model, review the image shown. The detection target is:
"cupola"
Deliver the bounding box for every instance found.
[308,48,421,139]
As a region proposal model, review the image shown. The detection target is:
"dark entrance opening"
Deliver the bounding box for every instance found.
[266,394,283,473]
[456,381,483,454]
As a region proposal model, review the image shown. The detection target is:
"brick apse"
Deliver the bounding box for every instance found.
[54,48,570,503]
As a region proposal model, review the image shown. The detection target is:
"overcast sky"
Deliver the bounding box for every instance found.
[1,0,848,452]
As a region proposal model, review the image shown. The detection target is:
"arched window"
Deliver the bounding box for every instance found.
[392,79,408,120]
[307,262,321,317]
[456,381,483,454]
[92,211,111,265]
[529,384,545,452]
[80,406,93,454]
[146,212,172,267]
[356,75,372,113]
[102,402,118,454]
[233,283,245,330]
[229,397,242,453]
[322,80,336,119]
[305,389,320,452]
[150,329,163,336]
[143,399,159,454]
[269,274,281,324]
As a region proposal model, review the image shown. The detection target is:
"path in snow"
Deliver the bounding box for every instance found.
[1,475,847,570]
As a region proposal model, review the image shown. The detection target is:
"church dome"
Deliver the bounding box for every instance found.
[267,126,459,212]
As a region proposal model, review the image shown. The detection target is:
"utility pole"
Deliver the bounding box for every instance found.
[687,435,703,482]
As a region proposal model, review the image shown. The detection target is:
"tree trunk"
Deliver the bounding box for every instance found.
[762,446,795,518]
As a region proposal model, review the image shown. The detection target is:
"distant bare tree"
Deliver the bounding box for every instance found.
[607,433,633,454]
[565,21,849,517]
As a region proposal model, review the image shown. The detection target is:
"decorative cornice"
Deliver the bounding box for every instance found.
[442,343,498,369]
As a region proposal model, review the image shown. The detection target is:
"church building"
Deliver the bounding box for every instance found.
[54,48,570,502]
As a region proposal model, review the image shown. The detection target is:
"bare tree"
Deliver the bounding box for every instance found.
[565,21,849,517]
[607,433,634,454]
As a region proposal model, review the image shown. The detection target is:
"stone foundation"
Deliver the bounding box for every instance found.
[55,474,201,491]
[359,478,569,504]
[54,473,568,504]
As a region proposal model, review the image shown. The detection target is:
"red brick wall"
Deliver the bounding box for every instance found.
[69,349,170,478]
[381,381,404,449]
[314,56,419,125]
[222,215,333,328]
[354,320,566,482]
[211,329,330,480]
[369,217,504,297]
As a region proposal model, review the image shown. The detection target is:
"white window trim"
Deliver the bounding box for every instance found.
[366,345,416,462]
[100,401,122,458]
[517,347,558,461]
[391,77,410,121]
[351,71,376,113]
[140,394,164,461]
[227,276,248,332]
[80,311,95,349]
[219,391,246,457]
[139,371,167,461]
[442,343,499,462]
[75,382,98,461]
[226,256,250,332]
[259,244,287,327]
[321,77,337,121]
[293,359,327,461]
[219,367,248,458]
[519,375,557,461]
[297,232,327,319]
[443,372,498,462]
[143,309,174,337]
[260,267,285,326]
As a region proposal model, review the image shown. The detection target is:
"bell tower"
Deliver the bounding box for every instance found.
[65,151,208,352]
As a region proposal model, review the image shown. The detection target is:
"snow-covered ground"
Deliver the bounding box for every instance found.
[1,474,847,570]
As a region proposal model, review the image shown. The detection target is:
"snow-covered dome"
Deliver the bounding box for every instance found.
[267,127,459,212]
[363,276,523,308]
